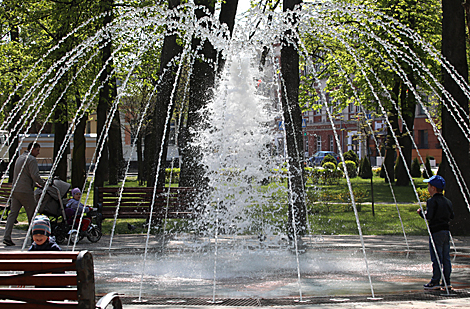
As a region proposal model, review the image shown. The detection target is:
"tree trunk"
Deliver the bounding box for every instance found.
[137,131,144,185]
[395,78,416,186]
[146,0,182,189]
[71,92,87,188]
[108,109,122,185]
[384,81,400,184]
[217,0,239,74]
[179,0,237,188]
[282,0,306,238]
[7,26,20,183]
[179,0,217,188]
[96,0,114,187]
[441,0,470,235]
[53,101,69,181]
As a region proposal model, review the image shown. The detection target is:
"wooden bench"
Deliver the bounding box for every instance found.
[94,186,199,227]
[0,184,12,221]
[0,251,122,309]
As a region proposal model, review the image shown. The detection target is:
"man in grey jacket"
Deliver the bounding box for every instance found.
[3,142,46,246]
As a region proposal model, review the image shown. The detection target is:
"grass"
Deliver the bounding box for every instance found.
[308,204,427,236]
[307,174,428,203]
[11,174,430,236]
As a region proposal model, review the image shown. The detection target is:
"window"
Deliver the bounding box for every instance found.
[317,135,321,151]
[329,135,334,151]
[349,103,354,113]
[418,130,428,149]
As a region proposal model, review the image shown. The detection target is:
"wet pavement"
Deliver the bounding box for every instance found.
[1,223,470,308]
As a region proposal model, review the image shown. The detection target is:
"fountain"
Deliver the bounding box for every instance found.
[1,0,470,304]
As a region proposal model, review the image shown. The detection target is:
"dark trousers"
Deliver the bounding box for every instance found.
[429,230,451,285]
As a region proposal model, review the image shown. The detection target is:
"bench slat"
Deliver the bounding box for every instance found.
[0,252,79,260]
[0,261,76,272]
[0,300,79,309]
[0,288,78,300]
[0,274,77,286]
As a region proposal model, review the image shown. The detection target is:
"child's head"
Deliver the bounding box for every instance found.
[424,175,445,195]
[71,187,82,201]
[32,215,51,246]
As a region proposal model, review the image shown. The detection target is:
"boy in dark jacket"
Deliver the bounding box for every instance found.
[417,175,454,290]
[28,215,61,251]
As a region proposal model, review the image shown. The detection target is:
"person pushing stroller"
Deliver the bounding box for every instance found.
[66,188,91,234]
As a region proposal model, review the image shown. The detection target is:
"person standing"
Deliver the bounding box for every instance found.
[417,175,454,290]
[3,142,46,246]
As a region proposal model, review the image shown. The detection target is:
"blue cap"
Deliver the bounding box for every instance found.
[423,175,445,190]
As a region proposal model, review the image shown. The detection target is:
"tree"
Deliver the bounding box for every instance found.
[179,0,239,188]
[360,156,372,179]
[410,157,421,178]
[147,0,183,189]
[300,0,441,187]
[282,0,306,238]
[96,0,115,187]
[440,0,470,235]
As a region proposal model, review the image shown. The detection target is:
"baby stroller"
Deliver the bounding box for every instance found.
[34,178,102,244]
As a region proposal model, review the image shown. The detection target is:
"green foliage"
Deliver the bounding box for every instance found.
[338,187,368,211]
[305,167,343,185]
[416,187,431,202]
[165,168,180,183]
[423,156,433,179]
[322,161,336,170]
[321,154,337,166]
[343,150,358,166]
[338,160,357,178]
[410,158,421,178]
[359,156,372,179]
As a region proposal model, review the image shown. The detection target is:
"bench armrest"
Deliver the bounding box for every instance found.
[96,292,122,309]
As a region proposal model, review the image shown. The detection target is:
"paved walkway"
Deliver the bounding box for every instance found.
[1,223,470,308]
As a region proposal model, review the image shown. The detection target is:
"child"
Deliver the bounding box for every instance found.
[29,215,61,251]
[417,175,454,290]
[66,188,91,232]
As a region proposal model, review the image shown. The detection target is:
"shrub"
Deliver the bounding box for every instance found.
[410,157,421,178]
[343,150,359,166]
[322,168,343,184]
[380,163,386,178]
[165,168,180,183]
[423,156,433,178]
[338,160,357,178]
[322,161,336,170]
[321,154,337,166]
[305,168,342,185]
[359,156,372,179]
[417,187,431,202]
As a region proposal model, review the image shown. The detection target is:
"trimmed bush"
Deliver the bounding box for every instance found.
[359,156,372,179]
[380,163,386,178]
[423,156,433,178]
[322,161,336,170]
[343,150,358,166]
[410,157,421,178]
[305,167,342,185]
[338,160,357,178]
[165,168,180,183]
[321,154,337,166]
